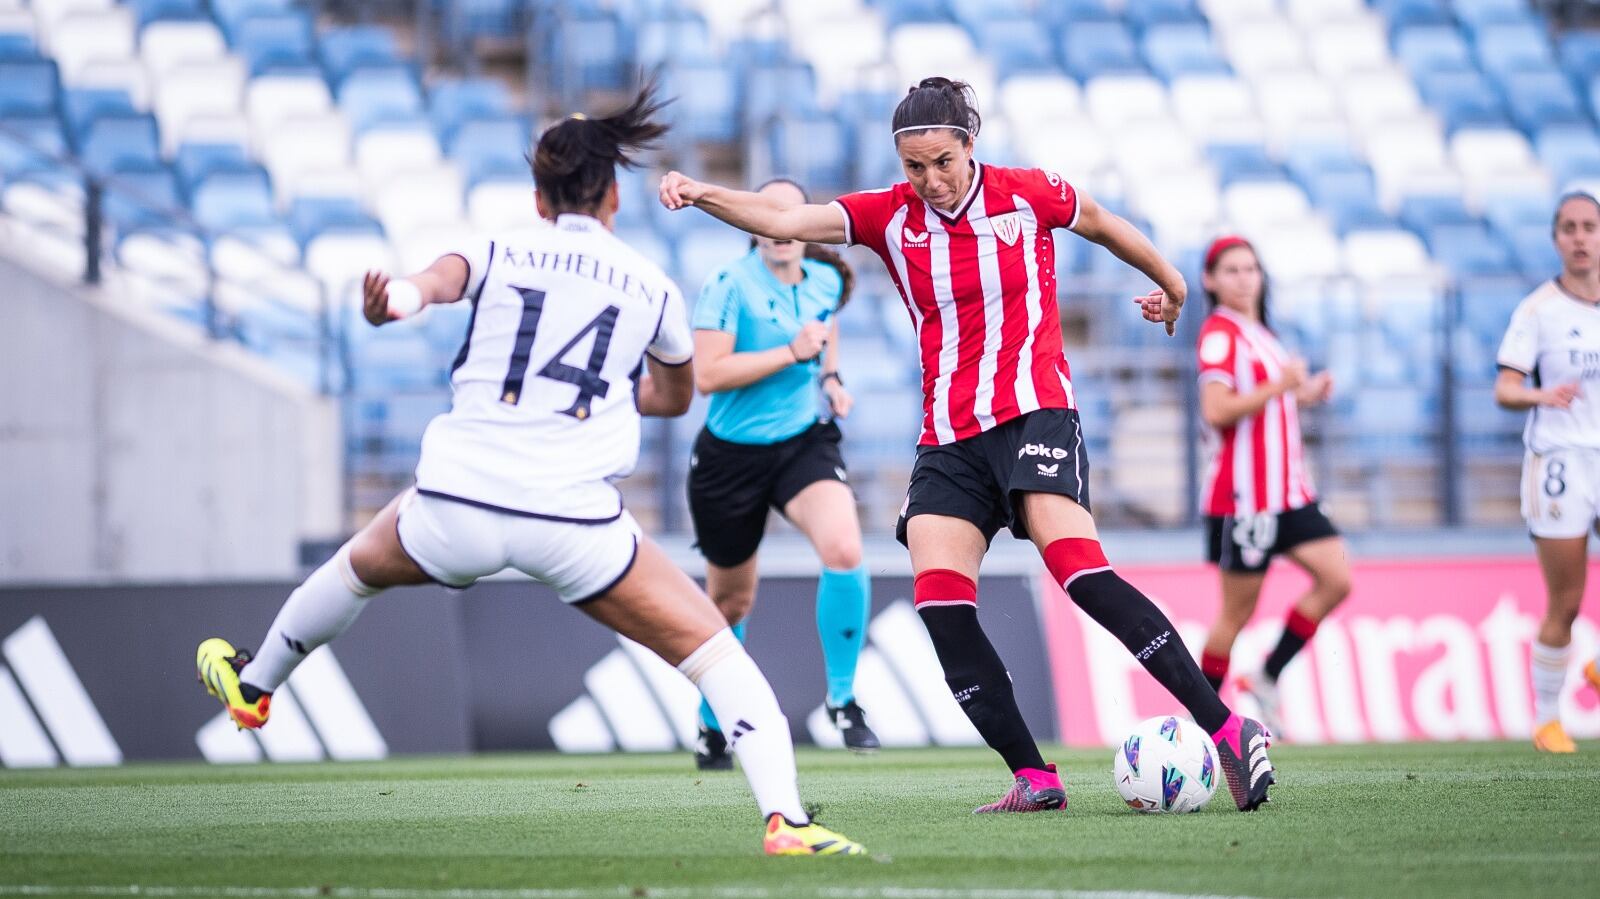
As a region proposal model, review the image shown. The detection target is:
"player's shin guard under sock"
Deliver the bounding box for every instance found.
[1263,608,1319,682]
[1201,649,1231,693]
[697,621,746,732]
[238,544,379,693]
[1531,639,1570,725]
[914,569,1047,774]
[679,627,808,823]
[1044,539,1230,734]
[816,564,870,707]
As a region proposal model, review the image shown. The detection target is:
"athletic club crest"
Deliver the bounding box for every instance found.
[991,212,1022,246]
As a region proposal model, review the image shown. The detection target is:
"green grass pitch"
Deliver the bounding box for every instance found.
[1,742,1595,899]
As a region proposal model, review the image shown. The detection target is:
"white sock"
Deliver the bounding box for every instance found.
[239,545,380,692]
[678,628,808,823]
[1530,640,1569,726]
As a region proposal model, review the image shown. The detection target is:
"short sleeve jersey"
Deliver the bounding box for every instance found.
[691,250,843,444]
[1497,279,1600,453]
[831,162,1080,445]
[414,214,693,522]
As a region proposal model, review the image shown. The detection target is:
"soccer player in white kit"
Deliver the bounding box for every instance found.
[1495,191,1600,754]
[195,85,864,855]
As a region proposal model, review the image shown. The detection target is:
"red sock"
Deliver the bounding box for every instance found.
[1041,538,1113,589]
[1201,650,1230,691]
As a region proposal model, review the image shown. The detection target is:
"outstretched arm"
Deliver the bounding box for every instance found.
[659,172,847,244]
[361,254,470,326]
[1070,192,1187,336]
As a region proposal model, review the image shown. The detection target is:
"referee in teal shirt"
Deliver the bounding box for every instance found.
[687,178,878,768]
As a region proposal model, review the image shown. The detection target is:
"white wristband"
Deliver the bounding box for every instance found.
[386,280,422,319]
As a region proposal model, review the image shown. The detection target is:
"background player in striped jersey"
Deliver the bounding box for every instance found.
[662,77,1275,813]
[687,177,879,769]
[1494,191,1600,754]
[1193,236,1350,740]
[194,85,864,856]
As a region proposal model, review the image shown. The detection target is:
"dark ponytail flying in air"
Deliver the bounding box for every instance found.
[531,79,670,215]
[891,76,981,143]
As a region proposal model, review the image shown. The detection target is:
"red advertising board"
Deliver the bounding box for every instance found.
[1039,557,1600,746]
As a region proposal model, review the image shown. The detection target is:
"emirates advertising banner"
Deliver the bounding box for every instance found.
[1041,557,1600,746]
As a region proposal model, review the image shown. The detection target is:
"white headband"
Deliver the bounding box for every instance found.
[893,125,969,137]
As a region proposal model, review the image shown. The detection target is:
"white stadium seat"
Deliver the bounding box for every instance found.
[1084,75,1168,129]
[1338,68,1425,135]
[1111,119,1199,179]
[1449,128,1537,182]
[69,57,148,105]
[1200,0,1278,25]
[396,221,476,272]
[1017,118,1108,185]
[371,164,465,240]
[1130,167,1222,248]
[261,113,352,199]
[1342,229,1433,283]
[1223,180,1313,233]
[1253,222,1343,281]
[154,60,246,147]
[304,231,396,299]
[174,112,251,153]
[467,179,536,232]
[45,8,134,80]
[1286,0,1368,28]
[1222,18,1307,78]
[1309,18,1391,78]
[246,75,334,146]
[355,124,442,186]
[999,73,1082,125]
[287,166,363,202]
[140,20,227,77]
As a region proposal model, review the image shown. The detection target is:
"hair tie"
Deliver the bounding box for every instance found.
[1205,235,1252,270]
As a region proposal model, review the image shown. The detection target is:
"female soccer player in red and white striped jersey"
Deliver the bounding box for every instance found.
[1194,236,1350,741]
[661,77,1275,813]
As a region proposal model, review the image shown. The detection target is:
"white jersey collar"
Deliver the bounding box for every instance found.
[556,213,606,232]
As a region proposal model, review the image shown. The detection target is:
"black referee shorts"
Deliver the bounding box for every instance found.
[1206,503,1340,573]
[894,408,1091,547]
[687,421,850,568]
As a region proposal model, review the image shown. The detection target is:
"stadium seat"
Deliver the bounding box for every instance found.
[1342,229,1433,282]
[1394,25,1474,76]
[1308,18,1390,79]
[1416,69,1510,131]
[173,141,250,189]
[1220,17,1307,78]
[662,63,739,144]
[428,77,513,142]
[741,61,819,134]
[1337,68,1425,135]
[139,19,226,76]
[1207,142,1282,184]
[1474,23,1554,81]
[1535,125,1600,185]
[104,161,181,231]
[998,73,1082,123]
[71,57,149,108]
[1557,30,1600,82]
[123,0,203,27]
[61,86,135,140]
[0,115,69,176]
[1452,0,1537,31]
[446,117,529,185]
[319,25,401,82]
[1501,70,1586,132]
[466,177,534,232]
[245,73,333,143]
[1426,222,1517,276]
[1222,180,1313,236]
[766,112,852,189]
[972,18,1056,78]
[1126,0,1205,30]
[0,59,61,116]
[236,11,316,74]
[371,164,464,240]
[1257,72,1341,142]
[337,66,424,132]
[47,8,135,81]
[635,14,711,69]
[1084,75,1169,129]
[78,112,158,174]
[1399,192,1476,232]
[1141,24,1228,81]
[355,123,443,187]
[190,167,275,231]
[1060,21,1143,80]
[259,112,351,198]
[153,59,246,146]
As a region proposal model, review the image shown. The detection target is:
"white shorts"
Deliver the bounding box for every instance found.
[1522,448,1600,539]
[395,489,641,602]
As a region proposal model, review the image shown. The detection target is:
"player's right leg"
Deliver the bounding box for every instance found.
[575,535,864,855]
[196,490,440,729]
[1531,534,1586,753]
[697,558,758,770]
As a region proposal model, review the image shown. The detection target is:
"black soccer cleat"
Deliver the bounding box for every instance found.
[694,724,733,771]
[827,699,881,753]
[1213,715,1275,812]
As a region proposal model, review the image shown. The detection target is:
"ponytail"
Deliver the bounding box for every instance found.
[891,76,981,143]
[531,79,671,214]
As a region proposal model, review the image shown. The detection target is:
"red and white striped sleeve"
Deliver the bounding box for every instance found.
[1197,318,1239,388]
[831,187,898,253]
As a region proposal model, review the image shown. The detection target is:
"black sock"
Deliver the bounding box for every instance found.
[1066,571,1231,734]
[916,603,1047,773]
[1263,632,1308,682]
[1204,671,1224,692]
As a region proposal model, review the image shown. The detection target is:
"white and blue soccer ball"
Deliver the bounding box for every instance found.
[1112,715,1219,814]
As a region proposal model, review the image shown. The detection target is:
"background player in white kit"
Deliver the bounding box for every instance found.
[194,85,864,855]
[1495,191,1600,753]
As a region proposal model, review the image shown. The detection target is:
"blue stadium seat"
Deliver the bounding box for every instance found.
[320,26,401,82]
[726,36,791,69]
[1417,69,1510,130]
[211,0,293,42]
[1475,23,1555,80]
[1558,31,1600,82]
[1374,0,1454,30]
[447,117,528,185]
[636,14,711,69]
[1501,70,1587,131]
[877,0,950,29]
[1394,26,1473,75]
[1427,222,1517,276]
[540,11,629,96]
[1535,125,1600,184]
[1060,21,1143,80]
[947,0,1029,32]
[288,196,382,243]
[191,168,276,231]
[0,116,68,176]
[1142,23,1228,80]
[1399,193,1475,232]
[1037,0,1117,29]
[61,88,136,143]
[79,114,159,175]
[0,31,36,61]
[338,67,424,132]
[174,142,252,191]
[0,59,60,117]
[1206,143,1283,185]
[663,63,738,144]
[1124,0,1204,30]
[236,11,316,74]
[125,0,205,27]
[429,77,513,142]
[742,62,819,134]
[104,163,183,231]
[1283,142,1364,183]
[1507,224,1560,278]
[1452,0,1539,32]
[1458,274,1529,340]
[972,19,1057,78]
[767,113,852,190]
[1484,192,1554,236]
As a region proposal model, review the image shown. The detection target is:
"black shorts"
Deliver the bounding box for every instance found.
[894,408,1091,547]
[687,421,849,567]
[1206,504,1340,573]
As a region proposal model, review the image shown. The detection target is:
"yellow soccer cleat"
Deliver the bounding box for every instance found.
[1533,720,1577,754]
[762,813,865,856]
[196,638,271,730]
[1585,659,1600,696]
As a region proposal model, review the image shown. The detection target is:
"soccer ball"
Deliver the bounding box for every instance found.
[1112,715,1219,814]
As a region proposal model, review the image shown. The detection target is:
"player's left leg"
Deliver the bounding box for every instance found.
[1202,571,1267,692]
[784,478,878,751]
[1024,492,1273,811]
[1239,532,1351,735]
[1531,534,1586,753]
[197,490,436,729]
[698,557,756,769]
